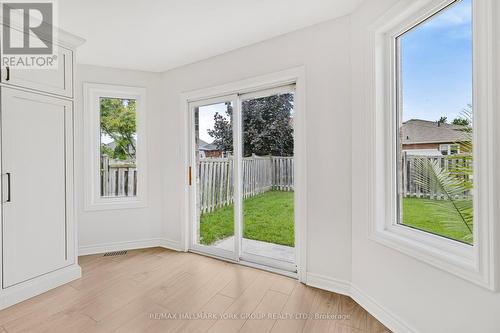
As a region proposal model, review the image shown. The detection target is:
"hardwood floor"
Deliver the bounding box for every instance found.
[0,248,391,333]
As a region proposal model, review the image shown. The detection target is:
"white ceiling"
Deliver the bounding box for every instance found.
[58,0,364,72]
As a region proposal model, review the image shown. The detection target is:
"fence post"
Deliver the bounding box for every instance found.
[101,155,110,196]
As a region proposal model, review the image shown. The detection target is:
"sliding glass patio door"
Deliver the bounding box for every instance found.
[188,95,240,261]
[239,86,296,272]
[188,85,296,273]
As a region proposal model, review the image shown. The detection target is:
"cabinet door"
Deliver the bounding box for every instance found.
[1,88,73,288]
[1,45,73,98]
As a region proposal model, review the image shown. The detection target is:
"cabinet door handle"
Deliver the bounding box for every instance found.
[5,66,10,81]
[3,173,11,203]
[6,173,11,202]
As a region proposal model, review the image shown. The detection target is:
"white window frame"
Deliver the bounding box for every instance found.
[439,144,460,155]
[83,83,148,210]
[368,0,498,290]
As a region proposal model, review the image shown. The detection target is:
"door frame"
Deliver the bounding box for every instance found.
[180,67,307,282]
[187,94,240,262]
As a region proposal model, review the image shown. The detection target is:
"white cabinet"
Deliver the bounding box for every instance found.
[1,45,73,98]
[1,88,74,288]
[0,31,83,309]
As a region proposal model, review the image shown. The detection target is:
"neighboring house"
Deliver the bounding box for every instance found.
[401,119,470,156]
[198,139,223,158]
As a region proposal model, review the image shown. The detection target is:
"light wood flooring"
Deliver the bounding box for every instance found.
[0,247,391,333]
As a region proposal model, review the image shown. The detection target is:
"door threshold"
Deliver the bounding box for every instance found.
[188,249,298,279]
[239,259,298,279]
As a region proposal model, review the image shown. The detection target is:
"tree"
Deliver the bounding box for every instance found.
[452,104,472,127]
[208,94,294,157]
[452,117,469,126]
[100,98,137,160]
[437,116,448,124]
[208,102,234,153]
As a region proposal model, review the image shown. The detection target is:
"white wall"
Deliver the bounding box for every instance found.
[350,1,500,332]
[160,17,353,282]
[75,65,165,252]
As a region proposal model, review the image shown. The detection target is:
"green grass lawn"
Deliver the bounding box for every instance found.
[200,191,294,247]
[402,197,473,244]
[200,194,472,247]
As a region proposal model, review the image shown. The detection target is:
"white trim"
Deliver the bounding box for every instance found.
[179,67,307,282]
[306,273,351,296]
[367,0,497,290]
[83,83,148,211]
[78,238,182,256]
[187,94,239,262]
[240,252,296,273]
[239,84,296,100]
[439,143,460,155]
[233,94,243,263]
[350,284,417,333]
[304,274,417,333]
[0,264,81,310]
[238,259,297,279]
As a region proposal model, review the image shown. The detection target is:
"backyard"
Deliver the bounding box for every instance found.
[199,193,473,247]
[200,191,294,247]
[402,197,473,244]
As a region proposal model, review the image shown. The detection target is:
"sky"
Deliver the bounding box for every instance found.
[400,0,472,122]
[198,102,230,143]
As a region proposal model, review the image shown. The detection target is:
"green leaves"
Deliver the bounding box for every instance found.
[406,106,473,244]
[207,93,295,157]
[100,97,137,161]
[411,157,473,242]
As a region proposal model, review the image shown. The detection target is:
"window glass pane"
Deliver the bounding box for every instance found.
[241,91,295,262]
[100,97,138,197]
[195,102,234,250]
[398,0,473,244]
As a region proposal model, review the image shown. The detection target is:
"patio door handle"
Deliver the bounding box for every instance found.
[188,166,192,186]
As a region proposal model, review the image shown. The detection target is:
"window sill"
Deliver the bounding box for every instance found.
[84,196,147,211]
[368,224,494,290]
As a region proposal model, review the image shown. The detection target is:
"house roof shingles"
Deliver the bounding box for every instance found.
[198,139,219,151]
[401,119,470,144]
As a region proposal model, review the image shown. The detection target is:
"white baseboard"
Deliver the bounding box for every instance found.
[78,237,183,256]
[350,284,417,333]
[306,272,351,296]
[158,238,184,252]
[306,273,417,333]
[0,264,81,310]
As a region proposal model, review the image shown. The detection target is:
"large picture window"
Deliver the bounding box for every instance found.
[370,0,495,289]
[396,0,473,244]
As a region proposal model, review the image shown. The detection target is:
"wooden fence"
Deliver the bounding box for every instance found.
[402,153,472,199]
[198,155,294,213]
[101,156,137,197]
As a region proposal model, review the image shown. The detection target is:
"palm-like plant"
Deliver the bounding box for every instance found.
[410,107,473,243]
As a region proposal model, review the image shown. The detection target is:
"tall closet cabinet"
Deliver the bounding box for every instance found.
[0,28,84,309]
